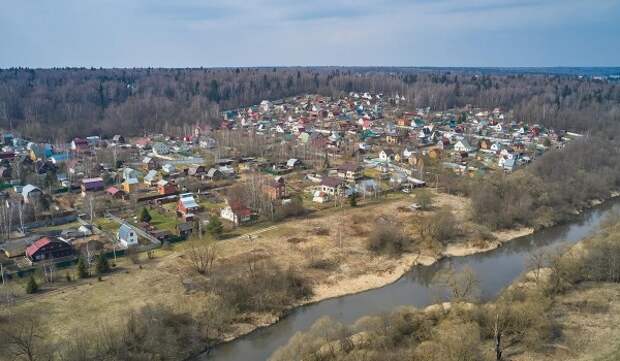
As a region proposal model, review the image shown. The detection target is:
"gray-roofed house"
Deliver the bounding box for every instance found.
[22,184,42,204]
[118,223,138,248]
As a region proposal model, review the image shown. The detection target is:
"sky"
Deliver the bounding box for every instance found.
[1,0,619,68]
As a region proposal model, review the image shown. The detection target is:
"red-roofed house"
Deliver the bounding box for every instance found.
[25,237,74,262]
[220,200,253,225]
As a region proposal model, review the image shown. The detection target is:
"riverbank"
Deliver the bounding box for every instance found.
[5,190,616,361]
[210,191,538,344]
[269,214,620,361]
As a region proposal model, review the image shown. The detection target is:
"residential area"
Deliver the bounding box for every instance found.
[0,91,580,282]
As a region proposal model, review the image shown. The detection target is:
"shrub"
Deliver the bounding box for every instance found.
[95,254,111,275]
[366,222,412,255]
[206,216,224,238]
[76,256,89,278]
[25,274,38,294]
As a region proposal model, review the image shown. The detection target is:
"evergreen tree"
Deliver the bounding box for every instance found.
[139,207,152,223]
[349,193,358,207]
[95,254,110,275]
[206,216,223,239]
[77,256,89,279]
[25,274,38,294]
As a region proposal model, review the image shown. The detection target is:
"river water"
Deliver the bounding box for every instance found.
[204,199,620,361]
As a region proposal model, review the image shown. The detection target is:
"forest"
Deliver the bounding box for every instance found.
[1,67,619,141]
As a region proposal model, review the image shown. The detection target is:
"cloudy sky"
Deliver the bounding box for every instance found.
[1,0,619,68]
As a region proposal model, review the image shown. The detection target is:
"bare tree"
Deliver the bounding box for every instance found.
[186,244,217,275]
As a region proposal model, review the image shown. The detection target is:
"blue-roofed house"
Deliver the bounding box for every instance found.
[49,153,70,165]
[118,224,138,248]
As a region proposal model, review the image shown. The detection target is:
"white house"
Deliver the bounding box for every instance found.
[454,140,476,153]
[118,224,138,248]
[379,149,395,161]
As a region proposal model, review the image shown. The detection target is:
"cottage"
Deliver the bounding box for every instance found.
[71,138,89,152]
[206,168,225,181]
[188,165,206,176]
[26,237,74,262]
[162,163,176,174]
[312,190,330,203]
[379,149,395,162]
[220,201,253,225]
[112,135,125,144]
[122,177,139,193]
[144,170,158,186]
[286,158,302,169]
[118,224,139,248]
[320,177,346,196]
[0,166,11,178]
[263,176,286,200]
[337,162,362,181]
[142,156,159,170]
[157,179,177,195]
[22,184,42,204]
[81,177,104,193]
[177,193,200,217]
[106,186,126,199]
[177,222,194,238]
[454,140,476,153]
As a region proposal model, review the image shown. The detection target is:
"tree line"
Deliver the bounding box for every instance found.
[1,68,619,141]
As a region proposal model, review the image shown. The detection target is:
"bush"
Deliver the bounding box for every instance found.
[76,256,89,278]
[211,261,312,313]
[415,189,434,210]
[25,274,38,294]
[95,254,111,275]
[418,208,460,244]
[206,216,223,238]
[366,222,412,255]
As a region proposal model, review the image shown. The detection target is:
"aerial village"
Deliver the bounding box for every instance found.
[0,92,579,278]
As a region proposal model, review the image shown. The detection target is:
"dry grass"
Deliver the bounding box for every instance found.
[3,190,534,345]
[512,283,620,361]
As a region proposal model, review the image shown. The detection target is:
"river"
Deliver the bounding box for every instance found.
[204,199,620,361]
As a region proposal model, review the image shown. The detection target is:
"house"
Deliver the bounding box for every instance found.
[454,140,476,153]
[71,138,89,152]
[0,166,11,178]
[25,237,74,262]
[144,170,158,186]
[142,157,159,170]
[188,165,206,176]
[379,149,395,162]
[286,158,302,169]
[49,153,70,165]
[320,177,346,196]
[105,186,126,199]
[263,176,286,200]
[162,163,176,174]
[122,177,139,193]
[22,184,42,204]
[220,201,253,225]
[118,224,139,248]
[157,180,177,195]
[337,162,362,181]
[312,190,330,203]
[177,222,193,238]
[112,135,125,144]
[81,177,104,193]
[206,168,224,181]
[177,193,200,218]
